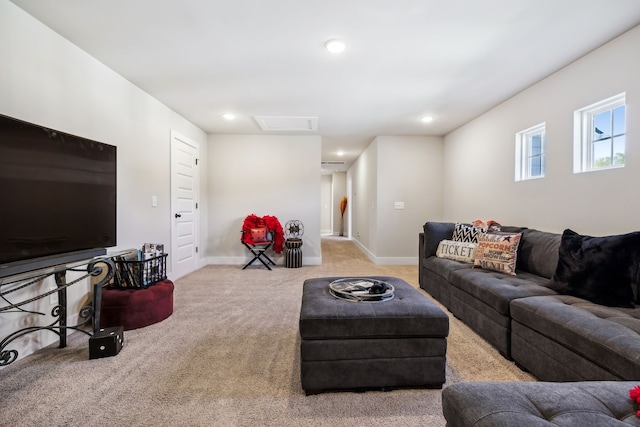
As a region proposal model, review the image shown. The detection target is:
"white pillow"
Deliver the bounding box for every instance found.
[436,240,477,263]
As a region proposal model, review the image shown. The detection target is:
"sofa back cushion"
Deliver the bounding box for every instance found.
[516,229,561,279]
[423,222,455,258]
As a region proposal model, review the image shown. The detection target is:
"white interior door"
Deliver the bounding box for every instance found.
[170,130,199,279]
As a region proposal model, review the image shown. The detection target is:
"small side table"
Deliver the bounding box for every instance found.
[284,238,303,268]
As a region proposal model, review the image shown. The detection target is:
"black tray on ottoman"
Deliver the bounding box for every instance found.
[299,276,449,394]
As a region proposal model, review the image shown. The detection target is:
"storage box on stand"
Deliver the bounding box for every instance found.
[108,252,168,289]
[89,326,124,359]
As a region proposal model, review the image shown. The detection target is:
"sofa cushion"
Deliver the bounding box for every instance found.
[550,229,640,308]
[436,240,476,263]
[442,381,640,427]
[510,295,640,380]
[424,256,473,282]
[498,225,528,234]
[422,221,455,258]
[449,268,556,315]
[517,229,561,279]
[473,232,522,275]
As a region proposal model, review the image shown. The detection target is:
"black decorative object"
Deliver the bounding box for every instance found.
[284,220,304,268]
[89,326,124,359]
[329,277,395,303]
[284,220,304,239]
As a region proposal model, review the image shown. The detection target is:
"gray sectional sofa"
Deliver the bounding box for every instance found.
[418,221,640,381]
[442,381,640,427]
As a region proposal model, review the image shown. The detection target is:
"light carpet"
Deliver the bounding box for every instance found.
[0,237,534,426]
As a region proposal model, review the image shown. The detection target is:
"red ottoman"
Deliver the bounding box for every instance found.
[100,280,174,330]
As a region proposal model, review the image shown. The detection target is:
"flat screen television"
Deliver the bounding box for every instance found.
[0,113,117,278]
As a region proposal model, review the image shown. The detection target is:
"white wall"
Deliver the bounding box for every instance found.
[443,24,640,236]
[320,175,332,234]
[0,1,207,364]
[331,172,348,236]
[376,136,444,260]
[349,136,444,264]
[321,172,348,237]
[207,134,322,265]
[349,140,378,252]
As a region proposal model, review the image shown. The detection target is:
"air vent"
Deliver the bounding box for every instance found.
[254,116,318,131]
[321,161,346,165]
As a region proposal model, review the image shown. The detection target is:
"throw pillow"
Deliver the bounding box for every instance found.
[436,240,477,263]
[452,223,487,243]
[473,219,501,232]
[549,229,640,308]
[250,227,268,243]
[473,232,522,275]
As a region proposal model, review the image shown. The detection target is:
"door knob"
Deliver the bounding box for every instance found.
[175,213,182,218]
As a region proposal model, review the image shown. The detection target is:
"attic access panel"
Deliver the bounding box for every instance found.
[254,116,318,132]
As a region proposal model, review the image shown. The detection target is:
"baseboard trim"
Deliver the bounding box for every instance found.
[351,240,417,265]
[375,256,418,266]
[205,256,322,266]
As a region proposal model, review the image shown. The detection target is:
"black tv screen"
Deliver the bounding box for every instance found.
[0,113,116,272]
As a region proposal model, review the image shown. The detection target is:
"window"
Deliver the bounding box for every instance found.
[574,93,626,173]
[515,123,545,181]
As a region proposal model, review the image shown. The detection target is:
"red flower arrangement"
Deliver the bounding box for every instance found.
[241,214,285,254]
[630,385,640,417]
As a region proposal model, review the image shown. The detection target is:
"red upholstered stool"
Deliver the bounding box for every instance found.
[100,280,174,330]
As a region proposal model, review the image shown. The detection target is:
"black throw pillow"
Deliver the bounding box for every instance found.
[549,229,640,308]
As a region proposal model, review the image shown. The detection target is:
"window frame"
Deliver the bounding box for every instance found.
[573,92,626,173]
[515,122,546,182]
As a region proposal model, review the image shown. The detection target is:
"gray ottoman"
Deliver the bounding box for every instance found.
[299,276,449,394]
[442,381,640,427]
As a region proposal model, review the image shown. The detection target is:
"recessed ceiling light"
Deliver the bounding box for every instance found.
[222,113,235,120]
[420,115,435,123]
[337,150,345,156]
[324,38,347,54]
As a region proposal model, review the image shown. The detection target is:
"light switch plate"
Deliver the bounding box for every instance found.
[394,201,405,209]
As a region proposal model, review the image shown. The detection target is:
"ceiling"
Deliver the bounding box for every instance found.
[10,0,640,173]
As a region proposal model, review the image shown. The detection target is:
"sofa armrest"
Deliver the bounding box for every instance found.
[422,222,456,258]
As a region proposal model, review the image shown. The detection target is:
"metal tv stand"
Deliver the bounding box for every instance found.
[0,253,115,366]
